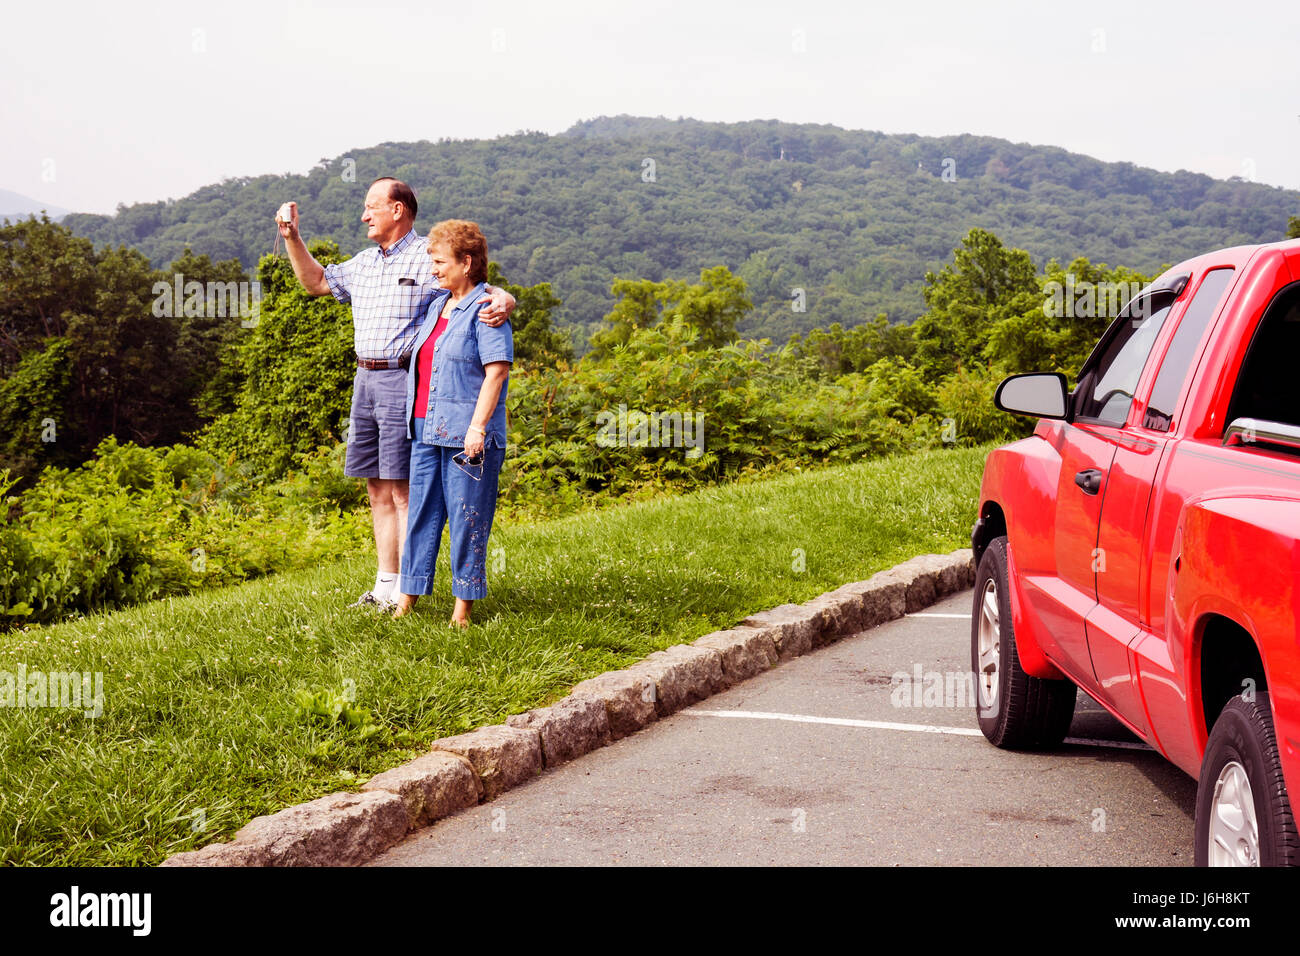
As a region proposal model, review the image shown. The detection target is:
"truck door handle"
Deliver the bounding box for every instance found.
[1074,469,1103,495]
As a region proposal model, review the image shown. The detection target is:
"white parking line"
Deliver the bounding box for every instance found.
[907,613,971,619]
[683,709,1155,752]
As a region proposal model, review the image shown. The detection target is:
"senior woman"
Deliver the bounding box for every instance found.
[393,220,512,625]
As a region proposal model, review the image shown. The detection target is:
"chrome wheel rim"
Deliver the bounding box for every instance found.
[977,578,999,711]
[1208,761,1259,866]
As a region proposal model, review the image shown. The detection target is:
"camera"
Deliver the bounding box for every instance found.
[275,202,294,223]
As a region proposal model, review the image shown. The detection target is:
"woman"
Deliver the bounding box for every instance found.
[393,220,512,625]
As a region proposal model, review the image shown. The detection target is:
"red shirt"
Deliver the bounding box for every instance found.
[412,309,450,418]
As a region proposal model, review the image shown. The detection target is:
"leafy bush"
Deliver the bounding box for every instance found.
[0,439,368,625]
[496,317,970,517]
[935,366,1026,445]
[197,244,355,477]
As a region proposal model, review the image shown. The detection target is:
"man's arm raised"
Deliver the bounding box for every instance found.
[276,202,330,296]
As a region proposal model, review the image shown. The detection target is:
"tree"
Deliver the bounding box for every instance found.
[486,261,571,367]
[55,119,1300,346]
[588,267,750,357]
[199,242,355,477]
[984,256,1150,378]
[0,216,97,370]
[64,244,180,448]
[588,277,682,357]
[0,339,74,479]
[911,228,1040,378]
[0,219,255,480]
[1288,215,1300,240]
[164,248,250,420]
[665,266,750,349]
[788,314,915,378]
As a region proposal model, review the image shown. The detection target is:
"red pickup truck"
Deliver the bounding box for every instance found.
[971,237,1300,866]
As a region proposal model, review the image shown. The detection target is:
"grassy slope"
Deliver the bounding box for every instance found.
[0,446,987,864]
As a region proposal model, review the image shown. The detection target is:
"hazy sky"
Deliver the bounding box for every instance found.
[3,0,1297,214]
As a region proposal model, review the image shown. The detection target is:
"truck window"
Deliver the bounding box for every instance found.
[1226,282,1300,431]
[1143,268,1236,431]
[1073,299,1174,425]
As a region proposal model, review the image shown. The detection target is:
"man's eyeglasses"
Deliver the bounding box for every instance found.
[452,451,483,480]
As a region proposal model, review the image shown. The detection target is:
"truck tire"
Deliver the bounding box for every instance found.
[1195,691,1300,866]
[971,536,1076,748]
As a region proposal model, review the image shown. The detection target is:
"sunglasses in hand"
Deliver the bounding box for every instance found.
[452,450,484,480]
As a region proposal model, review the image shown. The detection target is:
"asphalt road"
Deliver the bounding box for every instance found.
[370,589,1197,866]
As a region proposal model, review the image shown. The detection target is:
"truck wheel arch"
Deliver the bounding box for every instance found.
[1194,613,1267,748]
[972,501,1007,566]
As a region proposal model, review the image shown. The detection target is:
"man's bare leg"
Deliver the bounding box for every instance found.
[367,478,400,573]
[392,479,409,563]
[367,478,409,600]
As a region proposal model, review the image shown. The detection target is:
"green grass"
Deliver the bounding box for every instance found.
[0,446,988,865]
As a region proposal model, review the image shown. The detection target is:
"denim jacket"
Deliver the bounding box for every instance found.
[404,282,513,448]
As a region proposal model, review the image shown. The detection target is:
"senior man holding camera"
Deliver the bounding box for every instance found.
[275,177,515,610]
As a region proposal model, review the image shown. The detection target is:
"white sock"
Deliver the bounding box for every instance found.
[375,572,399,601]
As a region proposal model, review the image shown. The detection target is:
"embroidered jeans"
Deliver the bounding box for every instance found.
[398,417,505,600]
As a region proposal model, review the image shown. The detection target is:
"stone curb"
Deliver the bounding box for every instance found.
[160,548,974,867]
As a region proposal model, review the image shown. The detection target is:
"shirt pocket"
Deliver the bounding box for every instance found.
[395,275,425,312]
[439,326,479,364]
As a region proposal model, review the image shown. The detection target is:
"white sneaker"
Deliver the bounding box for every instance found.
[351,590,396,611]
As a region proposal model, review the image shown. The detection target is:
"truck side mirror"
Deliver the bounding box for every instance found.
[994,373,1070,419]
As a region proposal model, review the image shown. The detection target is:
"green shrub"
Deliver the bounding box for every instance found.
[0,439,368,625]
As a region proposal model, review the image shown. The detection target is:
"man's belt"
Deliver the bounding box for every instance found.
[357,353,411,370]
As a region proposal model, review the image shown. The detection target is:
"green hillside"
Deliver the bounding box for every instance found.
[63,115,1299,346]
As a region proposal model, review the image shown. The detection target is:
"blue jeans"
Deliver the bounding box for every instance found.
[399,417,505,600]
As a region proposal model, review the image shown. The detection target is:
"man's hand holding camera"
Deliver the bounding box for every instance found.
[275,201,298,240]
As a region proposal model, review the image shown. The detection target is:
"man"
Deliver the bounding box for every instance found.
[276,177,515,610]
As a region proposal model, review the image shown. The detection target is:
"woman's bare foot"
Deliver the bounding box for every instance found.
[392,594,418,619]
[450,597,474,628]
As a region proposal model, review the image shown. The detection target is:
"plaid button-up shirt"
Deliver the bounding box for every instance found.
[323,229,439,359]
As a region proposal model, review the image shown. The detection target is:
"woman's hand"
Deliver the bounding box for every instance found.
[463,426,486,459]
[463,363,509,458]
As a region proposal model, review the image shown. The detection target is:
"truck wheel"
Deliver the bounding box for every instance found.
[971,536,1076,748]
[1195,691,1300,866]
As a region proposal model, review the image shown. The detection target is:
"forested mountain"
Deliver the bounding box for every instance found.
[63,115,1298,345]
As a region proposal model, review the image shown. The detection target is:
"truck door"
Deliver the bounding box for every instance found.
[1039,425,1118,688]
[1030,290,1177,694]
[1087,268,1236,737]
